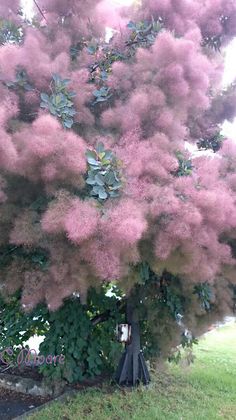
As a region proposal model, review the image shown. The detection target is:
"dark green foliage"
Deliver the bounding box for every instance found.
[38,298,99,383]
[168,350,182,364]
[70,39,99,61]
[89,47,125,84]
[40,74,77,129]
[0,19,22,45]
[87,47,124,107]
[92,86,112,105]
[0,271,215,380]
[126,17,164,52]
[202,35,222,52]
[70,39,87,60]
[197,132,224,152]
[70,44,81,61]
[228,238,236,259]
[0,291,49,363]
[181,332,198,349]
[130,266,187,358]
[233,285,236,313]
[135,265,185,320]
[137,262,150,284]
[88,47,125,107]
[83,18,164,109]
[160,282,184,321]
[168,332,198,365]
[0,286,123,384]
[51,288,123,381]
[39,287,123,383]
[29,196,50,214]
[99,48,125,70]
[87,44,99,55]
[85,142,123,201]
[0,245,49,271]
[6,69,34,91]
[194,282,213,312]
[132,265,211,364]
[174,152,193,177]
[87,19,163,106]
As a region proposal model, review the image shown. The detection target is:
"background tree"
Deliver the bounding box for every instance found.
[0,0,236,379]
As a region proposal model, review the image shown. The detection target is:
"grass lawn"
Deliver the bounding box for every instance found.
[29,323,236,420]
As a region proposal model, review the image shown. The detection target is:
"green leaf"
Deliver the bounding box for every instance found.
[93,90,102,97]
[98,188,108,200]
[52,73,60,84]
[49,105,57,116]
[40,93,50,102]
[66,108,77,117]
[86,150,97,160]
[87,45,97,55]
[87,157,100,166]
[40,102,49,109]
[96,142,105,154]
[104,150,113,160]
[109,191,120,198]
[105,172,115,185]
[86,177,96,185]
[92,185,101,194]
[94,97,106,103]
[53,94,62,106]
[95,174,105,186]
[127,21,136,30]
[63,119,73,128]
[110,181,122,190]
[67,91,77,98]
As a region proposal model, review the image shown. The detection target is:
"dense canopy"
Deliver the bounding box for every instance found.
[0,0,236,348]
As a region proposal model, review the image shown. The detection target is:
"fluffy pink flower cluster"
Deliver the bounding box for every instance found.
[13,115,87,182]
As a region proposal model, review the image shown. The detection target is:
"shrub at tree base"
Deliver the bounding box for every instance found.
[0,287,123,383]
[0,0,236,380]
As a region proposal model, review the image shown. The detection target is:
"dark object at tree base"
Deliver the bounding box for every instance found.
[114,349,150,386]
[114,299,150,386]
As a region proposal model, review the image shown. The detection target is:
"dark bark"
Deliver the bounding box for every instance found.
[114,298,150,386]
[91,300,125,326]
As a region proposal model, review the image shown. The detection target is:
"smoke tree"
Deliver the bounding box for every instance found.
[0,0,236,362]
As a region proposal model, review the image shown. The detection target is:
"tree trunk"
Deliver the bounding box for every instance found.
[114,298,150,386]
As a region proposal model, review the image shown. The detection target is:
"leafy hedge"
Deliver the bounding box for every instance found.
[0,286,124,384]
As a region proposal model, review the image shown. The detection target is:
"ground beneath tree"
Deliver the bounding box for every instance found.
[0,388,50,419]
[72,374,109,391]
[0,369,108,419]
[0,364,43,381]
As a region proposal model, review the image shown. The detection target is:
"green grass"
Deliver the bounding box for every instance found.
[29,323,236,420]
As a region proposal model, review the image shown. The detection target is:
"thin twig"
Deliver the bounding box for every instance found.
[1,246,19,257]
[0,364,15,373]
[33,0,47,22]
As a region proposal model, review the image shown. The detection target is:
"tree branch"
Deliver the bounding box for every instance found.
[91,309,111,326]
[91,300,125,326]
[33,0,47,22]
